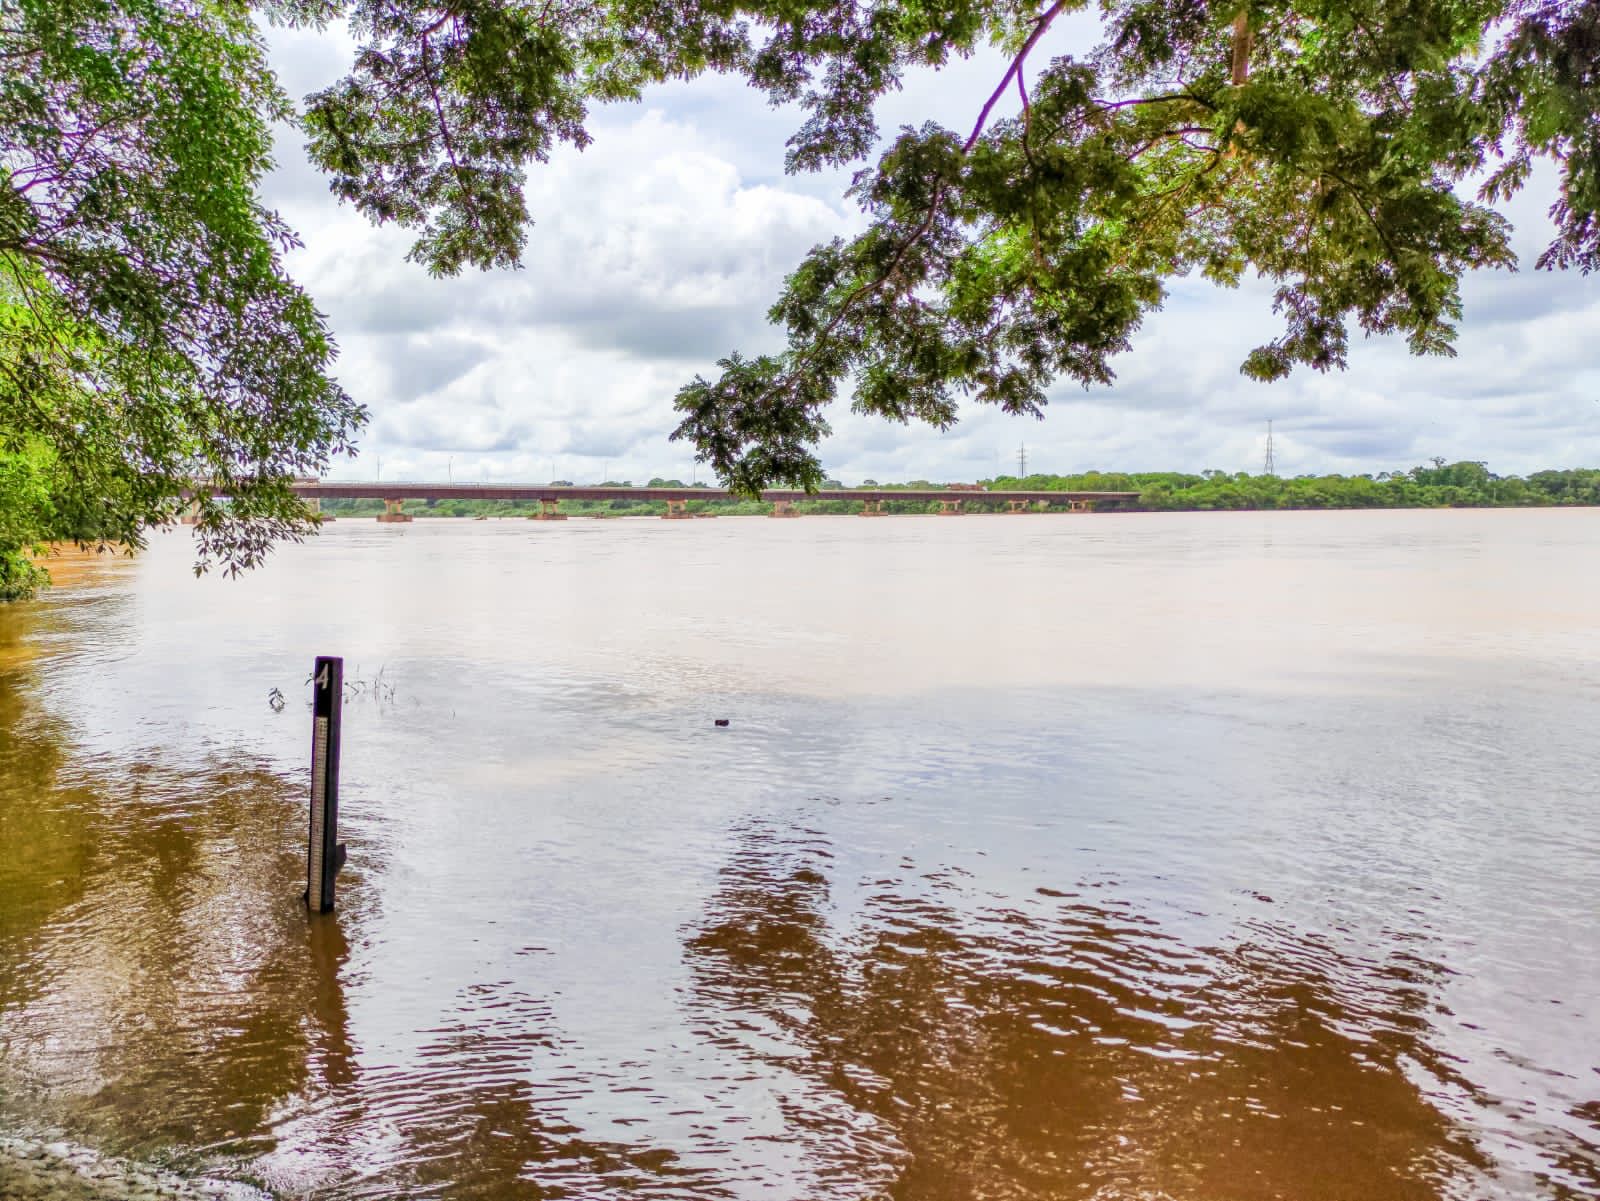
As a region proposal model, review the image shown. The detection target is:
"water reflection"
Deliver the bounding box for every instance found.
[0,728,313,1156]
[300,982,729,1201]
[684,815,1501,1201]
[2,516,1598,1199]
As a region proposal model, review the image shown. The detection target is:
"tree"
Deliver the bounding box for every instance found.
[2,0,364,587]
[290,0,1599,493]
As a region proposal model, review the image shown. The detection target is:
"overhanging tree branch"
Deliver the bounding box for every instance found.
[966,1,1068,152]
[790,1,1075,376]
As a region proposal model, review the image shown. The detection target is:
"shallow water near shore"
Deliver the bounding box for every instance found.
[1,510,1597,1199]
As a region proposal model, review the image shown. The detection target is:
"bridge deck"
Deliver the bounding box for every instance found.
[292,483,1139,504]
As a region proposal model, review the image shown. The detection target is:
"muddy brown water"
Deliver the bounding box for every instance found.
[0,512,1596,1199]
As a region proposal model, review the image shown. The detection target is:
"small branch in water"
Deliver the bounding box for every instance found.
[298,664,399,706]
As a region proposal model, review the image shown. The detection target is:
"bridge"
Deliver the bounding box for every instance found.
[281,482,1141,522]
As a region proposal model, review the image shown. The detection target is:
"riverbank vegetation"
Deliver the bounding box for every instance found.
[0,447,52,600]
[992,461,1600,511]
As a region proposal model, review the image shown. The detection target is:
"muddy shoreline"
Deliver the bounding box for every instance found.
[0,1134,270,1201]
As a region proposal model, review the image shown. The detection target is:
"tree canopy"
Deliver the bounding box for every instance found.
[289,0,1600,491]
[2,0,1598,590]
[1,0,363,585]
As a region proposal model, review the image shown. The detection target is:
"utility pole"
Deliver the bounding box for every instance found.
[1017,442,1028,479]
[1263,420,1276,477]
[375,455,381,482]
[447,456,453,482]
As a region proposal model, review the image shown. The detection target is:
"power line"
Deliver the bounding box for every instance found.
[1017,442,1028,478]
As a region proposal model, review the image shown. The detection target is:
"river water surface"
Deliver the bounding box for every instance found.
[0,511,1596,1200]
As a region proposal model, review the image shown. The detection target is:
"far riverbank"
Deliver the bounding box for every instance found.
[317,461,1600,519]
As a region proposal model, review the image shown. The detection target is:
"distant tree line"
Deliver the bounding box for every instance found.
[990,461,1600,511]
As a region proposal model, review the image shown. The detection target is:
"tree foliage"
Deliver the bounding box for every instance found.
[1,0,364,581]
[286,0,1600,492]
[0,440,52,599]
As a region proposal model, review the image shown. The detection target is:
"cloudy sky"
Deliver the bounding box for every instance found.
[260,16,1600,485]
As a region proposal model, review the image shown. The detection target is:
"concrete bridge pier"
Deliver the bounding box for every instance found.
[1006,500,1030,514]
[859,500,887,516]
[937,499,965,516]
[1068,500,1091,513]
[180,499,201,526]
[529,498,568,520]
[662,498,693,519]
[770,500,799,518]
[376,498,413,523]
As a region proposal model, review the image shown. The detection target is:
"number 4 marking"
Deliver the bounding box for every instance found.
[316,663,330,689]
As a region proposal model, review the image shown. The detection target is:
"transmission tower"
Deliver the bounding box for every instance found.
[1017,442,1028,478]
[1263,420,1276,477]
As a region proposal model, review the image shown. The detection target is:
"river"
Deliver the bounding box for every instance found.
[0,510,1596,1199]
